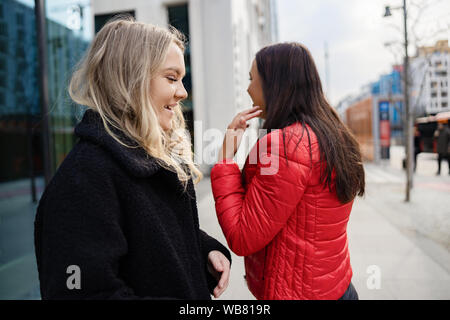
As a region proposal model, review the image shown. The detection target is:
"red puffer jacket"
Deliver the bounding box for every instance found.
[210,123,354,300]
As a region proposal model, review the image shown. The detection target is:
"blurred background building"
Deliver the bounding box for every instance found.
[0,0,277,299]
[410,40,449,116]
[338,39,450,162]
[337,65,403,161]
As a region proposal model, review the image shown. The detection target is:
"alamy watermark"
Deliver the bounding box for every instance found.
[66,265,81,290]
[171,122,281,175]
[366,265,381,290]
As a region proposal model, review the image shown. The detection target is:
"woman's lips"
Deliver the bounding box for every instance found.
[164,105,175,115]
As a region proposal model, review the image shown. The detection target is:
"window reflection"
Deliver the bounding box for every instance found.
[0,0,91,299]
[168,4,194,144]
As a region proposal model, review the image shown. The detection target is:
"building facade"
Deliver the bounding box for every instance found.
[0,0,277,299]
[371,65,404,143]
[410,40,450,116]
[345,96,373,161]
[92,0,277,170]
[337,65,405,161]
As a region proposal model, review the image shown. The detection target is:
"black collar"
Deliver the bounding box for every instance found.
[74,109,161,177]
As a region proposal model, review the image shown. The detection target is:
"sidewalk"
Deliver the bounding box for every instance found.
[347,167,450,299]
[195,156,450,300]
[196,181,255,300]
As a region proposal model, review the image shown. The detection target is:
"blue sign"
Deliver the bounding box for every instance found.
[379,101,390,121]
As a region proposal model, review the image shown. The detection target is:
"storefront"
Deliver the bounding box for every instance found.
[0,0,92,299]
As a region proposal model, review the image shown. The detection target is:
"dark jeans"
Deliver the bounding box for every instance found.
[414,151,420,171]
[437,154,449,174]
[338,282,359,300]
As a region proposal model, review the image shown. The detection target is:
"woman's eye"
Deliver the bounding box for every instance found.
[167,77,177,82]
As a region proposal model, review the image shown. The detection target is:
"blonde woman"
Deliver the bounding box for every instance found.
[34,17,231,300]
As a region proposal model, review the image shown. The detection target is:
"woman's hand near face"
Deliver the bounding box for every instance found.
[218,106,263,162]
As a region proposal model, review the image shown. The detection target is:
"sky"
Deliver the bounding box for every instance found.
[275,0,450,106]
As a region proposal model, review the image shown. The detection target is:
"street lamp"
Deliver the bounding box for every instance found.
[35,0,53,186]
[383,6,393,17]
[383,0,413,202]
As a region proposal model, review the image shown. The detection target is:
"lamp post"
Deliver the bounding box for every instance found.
[384,0,413,202]
[35,0,54,186]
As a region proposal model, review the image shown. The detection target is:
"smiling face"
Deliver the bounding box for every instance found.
[247,59,266,119]
[150,42,188,131]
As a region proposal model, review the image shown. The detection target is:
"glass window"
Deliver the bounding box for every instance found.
[16,12,24,25]
[45,0,92,172]
[94,10,135,33]
[167,4,194,143]
[0,0,42,300]
[0,38,7,54]
[0,21,7,36]
[0,0,92,300]
[0,72,5,87]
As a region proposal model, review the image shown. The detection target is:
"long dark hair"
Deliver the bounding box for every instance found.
[255,42,365,203]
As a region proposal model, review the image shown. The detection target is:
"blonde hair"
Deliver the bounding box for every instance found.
[69,16,202,187]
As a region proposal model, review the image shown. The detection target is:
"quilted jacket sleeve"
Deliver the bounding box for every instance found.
[210,129,312,256]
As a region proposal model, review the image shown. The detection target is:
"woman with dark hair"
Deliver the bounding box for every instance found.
[210,42,365,300]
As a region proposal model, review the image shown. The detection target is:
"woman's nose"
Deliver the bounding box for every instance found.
[176,83,188,100]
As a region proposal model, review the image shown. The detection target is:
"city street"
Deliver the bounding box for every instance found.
[1,146,448,299]
[2,0,450,303]
[195,146,450,300]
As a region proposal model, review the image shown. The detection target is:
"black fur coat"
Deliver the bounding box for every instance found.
[34,110,231,299]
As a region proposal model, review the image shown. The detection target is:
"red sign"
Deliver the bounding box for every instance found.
[380,120,391,147]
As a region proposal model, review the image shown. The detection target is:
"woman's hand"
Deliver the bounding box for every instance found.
[207,250,231,298]
[218,106,263,162]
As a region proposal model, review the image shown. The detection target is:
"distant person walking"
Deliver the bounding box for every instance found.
[210,42,364,300]
[34,17,231,299]
[414,126,421,172]
[434,122,450,175]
